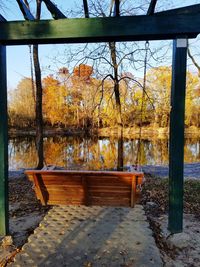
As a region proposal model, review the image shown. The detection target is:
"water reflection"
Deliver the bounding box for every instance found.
[8,136,200,170]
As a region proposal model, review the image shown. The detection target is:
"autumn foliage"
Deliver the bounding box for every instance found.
[8,65,200,130]
[73,64,93,80]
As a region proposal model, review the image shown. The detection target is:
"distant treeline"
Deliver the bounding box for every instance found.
[8,65,200,131]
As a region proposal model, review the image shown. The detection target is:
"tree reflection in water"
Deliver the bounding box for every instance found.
[8,136,200,170]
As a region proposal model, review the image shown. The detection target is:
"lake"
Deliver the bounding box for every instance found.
[8,136,200,170]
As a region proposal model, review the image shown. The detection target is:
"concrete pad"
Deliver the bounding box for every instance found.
[10,205,162,267]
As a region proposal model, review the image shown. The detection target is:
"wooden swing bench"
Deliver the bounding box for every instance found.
[25,169,144,207]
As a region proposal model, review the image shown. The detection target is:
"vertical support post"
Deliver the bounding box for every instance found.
[0,45,9,236]
[168,38,187,234]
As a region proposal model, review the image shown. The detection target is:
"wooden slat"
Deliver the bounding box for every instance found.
[87,177,132,186]
[48,200,84,205]
[41,176,82,185]
[82,175,89,205]
[131,176,136,208]
[32,174,48,205]
[91,198,130,206]
[89,191,130,198]
[25,170,142,176]
[88,186,131,192]
[42,186,84,192]
[48,194,84,201]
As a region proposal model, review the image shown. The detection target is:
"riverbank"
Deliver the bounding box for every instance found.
[8,125,200,138]
[1,172,200,266]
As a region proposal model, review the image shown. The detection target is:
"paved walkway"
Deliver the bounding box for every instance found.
[10,205,162,267]
[142,163,200,179]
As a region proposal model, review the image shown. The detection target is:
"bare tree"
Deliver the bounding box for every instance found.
[17,0,44,169]
[33,0,43,169]
[52,0,165,170]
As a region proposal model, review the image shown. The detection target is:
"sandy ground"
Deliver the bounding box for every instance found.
[0,173,200,266]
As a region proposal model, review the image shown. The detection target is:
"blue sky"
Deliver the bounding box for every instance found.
[1,0,200,90]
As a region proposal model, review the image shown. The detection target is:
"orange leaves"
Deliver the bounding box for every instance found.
[73,64,93,79]
[43,75,60,88]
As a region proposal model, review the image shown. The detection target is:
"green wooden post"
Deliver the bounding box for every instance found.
[0,45,9,236]
[168,38,187,233]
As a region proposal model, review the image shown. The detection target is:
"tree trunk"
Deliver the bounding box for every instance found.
[33,44,43,169]
[34,0,43,169]
[15,0,43,169]
[109,41,123,170]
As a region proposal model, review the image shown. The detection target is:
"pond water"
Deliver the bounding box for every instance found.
[8,136,200,170]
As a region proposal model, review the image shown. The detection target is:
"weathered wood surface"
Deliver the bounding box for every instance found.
[0,13,199,45]
[16,0,35,21]
[25,170,144,207]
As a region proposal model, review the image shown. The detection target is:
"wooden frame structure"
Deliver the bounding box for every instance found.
[0,0,200,235]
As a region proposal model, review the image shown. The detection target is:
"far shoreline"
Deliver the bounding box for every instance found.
[8,125,200,138]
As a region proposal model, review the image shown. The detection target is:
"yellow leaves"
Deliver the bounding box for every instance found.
[8,78,35,127]
[147,66,200,127]
[43,75,68,126]
[9,65,200,129]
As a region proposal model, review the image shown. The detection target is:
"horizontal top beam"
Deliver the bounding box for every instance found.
[0,13,199,45]
[155,4,200,16]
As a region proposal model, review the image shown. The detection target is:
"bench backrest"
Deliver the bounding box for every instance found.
[25,170,144,207]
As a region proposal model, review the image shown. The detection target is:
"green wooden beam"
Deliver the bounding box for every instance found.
[42,0,66,19]
[16,0,35,20]
[0,13,199,45]
[168,38,187,234]
[114,0,120,17]
[0,14,6,22]
[83,0,89,18]
[0,45,9,236]
[156,4,200,16]
[147,0,157,15]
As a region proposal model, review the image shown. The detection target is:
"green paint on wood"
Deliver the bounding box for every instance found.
[16,0,35,21]
[155,4,200,16]
[83,0,89,18]
[168,39,187,234]
[43,0,66,20]
[0,13,199,45]
[0,45,9,236]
